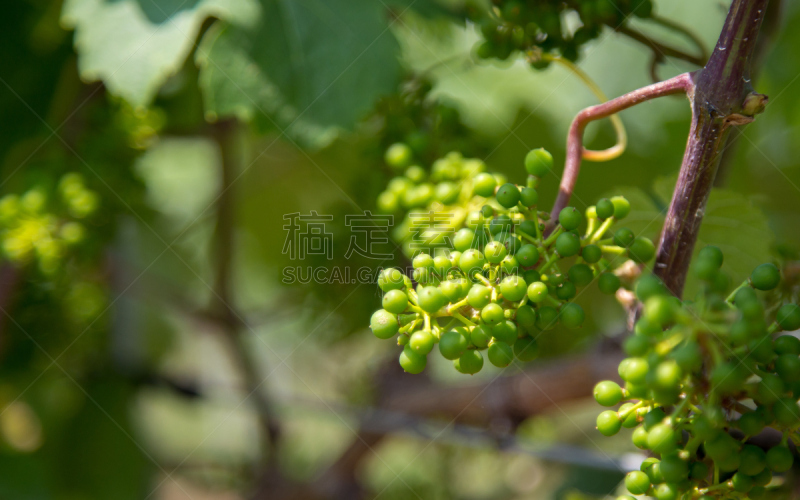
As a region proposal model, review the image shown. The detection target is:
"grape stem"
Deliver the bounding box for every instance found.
[452,311,476,327]
[725,279,751,303]
[588,217,615,244]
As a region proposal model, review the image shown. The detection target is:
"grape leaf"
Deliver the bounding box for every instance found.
[606,175,774,296]
[195,0,401,149]
[61,0,259,107]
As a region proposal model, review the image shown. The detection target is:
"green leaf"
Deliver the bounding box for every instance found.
[195,0,402,149]
[61,0,259,107]
[606,175,774,297]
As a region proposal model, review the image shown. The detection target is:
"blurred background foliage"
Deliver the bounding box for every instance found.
[0,0,798,498]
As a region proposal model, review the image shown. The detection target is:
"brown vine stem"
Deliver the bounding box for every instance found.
[654,0,769,296]
[549,72,695,223]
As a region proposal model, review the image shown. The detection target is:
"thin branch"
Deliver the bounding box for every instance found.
[617,26,706,67]
[550,73,695,222]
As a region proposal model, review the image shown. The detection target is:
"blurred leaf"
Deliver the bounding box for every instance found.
[61,0,259,107]
[195,0,402,149]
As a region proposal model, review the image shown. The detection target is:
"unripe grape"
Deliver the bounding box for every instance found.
[624,471,650,495]
[555,232,580,257]
[558,207,582,230]
[738,411,766,436]
[470,325,492,348]
[750,263,780,290]
[756,374,785,404]
[647,423,678,454]
[405,165,426,183]
[515,305,537,332]
[654,360,682,390]
[582,244,602,263]
[399,345,426,374]
[671,342,702,373]
[503,234,522,255]
[488,342,514,367]
[382,289,409,314]
[472,172,497,197]
[527,281,548,303]
[409,330,435,355]
[386,143,413,169]
[519,187,538,207]
[499,275,527,301]
[453,228,477,252]
[739,444,767,476]
[628,236,655,263]
[535,306,558,330]
[516,244,539,267]
[644,295,676,327]
[378,268,405,292]
[484,241,507,264]
[613,227,634,247]
[659,454,689,483]
[496,183,520,208]
[524,148,552,177]
[555,282,576,300]
[440,279,463,302]
[467,284,492,309]
[767,445,793,472]
[774,397,800,426]
[455,350,484,374]
[632,425,649,449]
[559,303,584,328]
[698,245,724,268]
[597,272,620,294]
[775,335,800,355]
[513,337,539,362]
[460,249,486,275]
[418,286,446,313]
[623,335,649,357]
[622,358,649,385]
[413,253,434,269]
[481,303,505,325]
[593,380,623,406]
[711,362,748,393]
[370,310,399,339]
[654,483,678,500]
[596,410,621,436]
[610,196,631,219]
[776,354,800,383]
[595,198,614,220]
[777,304,800,331]
[439,330,468,360]
[731,472,753,493]
[689,461,708,481]
[752,468,772,486]
[490,320,518,344]
[636,274,667,301]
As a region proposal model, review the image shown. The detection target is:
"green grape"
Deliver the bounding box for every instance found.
[581,244,602,263]
[399,345,426,374]
[777,304,800,331]
[559,303,584,328]
[455,350,484,375]
[378,268,405,292]
[382,289,409,314]
[518,220,538,237]
[472,172,497,197]
[386,143,413,169]
[519,187,538,207]
[555,282,576,300]
[610,196,631,219]
[440,279,462,301]
[567,264,593,287]
[635,274,667,301]
[689,461,708,480]
[515,305,537,332]
[750,263,781,290]
[766,445,793,472]
[698,245,724,268]
[453,228,477,252]
[555,232,580,257]
[628,237,656,263]
[527,281,548,303]
[413,253,434,269]
[775,354,800,382]
[596,410,621,436]
[774,396,800,426]
[496,183,521,208]
[488,342,514,367]
[659,454,689,483]
[484,241,507,264]
[503,234,522,255]
[647,423,678,454]
[513,337,539,362]
[481,303,505,325]
[593,380,622,406]
[654,483,679,500]
[643,296,676,327]
[409,330,436,355]
[624,335,650,357]
[515,244,539,267]
[536,306,558,330]
[500,254,520,274]
[439,330,468,360]
[370,310,399,339]
[460,249,486,275]
[623,358,650,385]
[632,426,649,449]
[467,285,492,308]
[558,207,582,230]
[470,325,492,348]
[499,275,527,301]
[624,471,651,495]
[597,272,620,294]
[490,214,513,235]
[613,227,635,247]
[774,335,800,355]
[524,148,552,177]
[595,198,614,220]
[418,286,446,313]
[752,468,772,486]
[739,444,767,476]
[491,320,518,344]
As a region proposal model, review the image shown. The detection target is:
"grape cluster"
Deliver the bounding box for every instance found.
[593,248,800,499]
[469,0,653,65]
[0,173,98,274]
[371,146,657,375]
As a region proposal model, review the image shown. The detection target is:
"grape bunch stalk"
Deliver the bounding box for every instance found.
[593,248,800,499]
[370,144,658,375]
